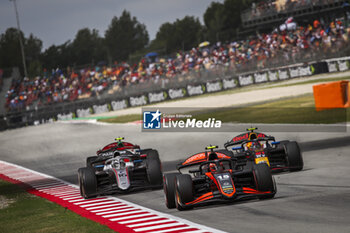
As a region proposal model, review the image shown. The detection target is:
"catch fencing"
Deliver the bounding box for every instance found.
[1,52,350,130]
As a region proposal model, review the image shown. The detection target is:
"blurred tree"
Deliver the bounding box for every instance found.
[204,0,254,42]
[72,28,106,66]
[105,10,149,62]
[0,28,46,78]
[203,2,226,42]
[152,16,203,54]
[41,41,73,70]
[25,33,43,77]
[0,28,24,69]
[25,33,42,62]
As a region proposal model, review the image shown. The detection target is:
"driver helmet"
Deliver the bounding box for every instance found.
[209,163,217,172]
[247,141,262,150]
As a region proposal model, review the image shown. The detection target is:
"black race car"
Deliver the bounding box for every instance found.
[78,137,162,198]
[163,145,276,210]
[224,128,303,172]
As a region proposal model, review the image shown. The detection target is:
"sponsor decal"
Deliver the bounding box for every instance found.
[57,112,73,121]
[214,173,234,194]
[232,133,249,142]
[206,81,222,93]
[238,75,253,86]
[215,153,231,159]
[143,110,161,129]
[76,108,91,118]
[111,99,127,111]
[168,88,186,99]
[148,91,166,103]
[298,66,312,76]
[278,70,289,80]
[99,151,114,157]
[289,67,299,78]
[232,132,266,142]
[183,152,206,164]
[129,95,147,107]
[268,71,279,81]
[327,61,338,72]
[222,78,238,89]
[289,66,312,78]
[187,84,205,96]
[93,104,109,114]
[254,72,268,83]
[338,60,349,71]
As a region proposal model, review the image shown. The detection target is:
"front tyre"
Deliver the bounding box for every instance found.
[253,164,276,199]
[146,150,162,186]
[175,174,194,211]
[78,167,97,199]
[163,173,179,209]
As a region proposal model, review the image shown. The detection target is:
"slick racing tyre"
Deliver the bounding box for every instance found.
[163,173,179,209]
[273,140,290,153]
[285,141,303,171]
[78,167,97,199]
[175,174,194,211]
[277,140,290,148]
[146,150,162,186]
[86,156,98,167]
[253,164,276,199]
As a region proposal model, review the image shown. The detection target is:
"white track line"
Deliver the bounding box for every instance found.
[149,226,203,233]
[90,204,128,213]
[109,213,157,221]
[134,223,187,232]
[73,198,108,205]
[120,216,165,224]
[80,200,118,207]
[128,219,177,228]
[95,206,136,215]
[86,203,125,210]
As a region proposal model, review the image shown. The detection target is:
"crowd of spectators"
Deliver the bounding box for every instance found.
[244,0,344,21]
[4,18,350,111]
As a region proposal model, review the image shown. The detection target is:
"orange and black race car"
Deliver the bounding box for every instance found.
[224,128,303,172]
[163,145,276,210]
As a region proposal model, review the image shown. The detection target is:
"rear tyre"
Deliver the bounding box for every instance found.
[277,140,290,149]
[86,156,98,167]
[146,150,162,186]
[78,167,97,199]
[253,164,276,199]
[163,173,179,209]
[175,174,194,211]
[284,141,303,171]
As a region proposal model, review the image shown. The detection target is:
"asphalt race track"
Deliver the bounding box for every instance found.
[1,122,350,233]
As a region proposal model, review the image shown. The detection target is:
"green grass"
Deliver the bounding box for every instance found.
[0,180,116,233]
[268,75,350,89]
[100,114,141,123]
[99,94,349,124]
[193,94,349,124]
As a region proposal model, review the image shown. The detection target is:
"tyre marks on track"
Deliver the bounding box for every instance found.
[0,160,225,233]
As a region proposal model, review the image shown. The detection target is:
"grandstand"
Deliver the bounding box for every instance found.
[241,0,349,32]
[1,1,350,129]
[5,18,350,111]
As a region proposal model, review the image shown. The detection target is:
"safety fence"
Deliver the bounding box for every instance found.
[1,55,349,131]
